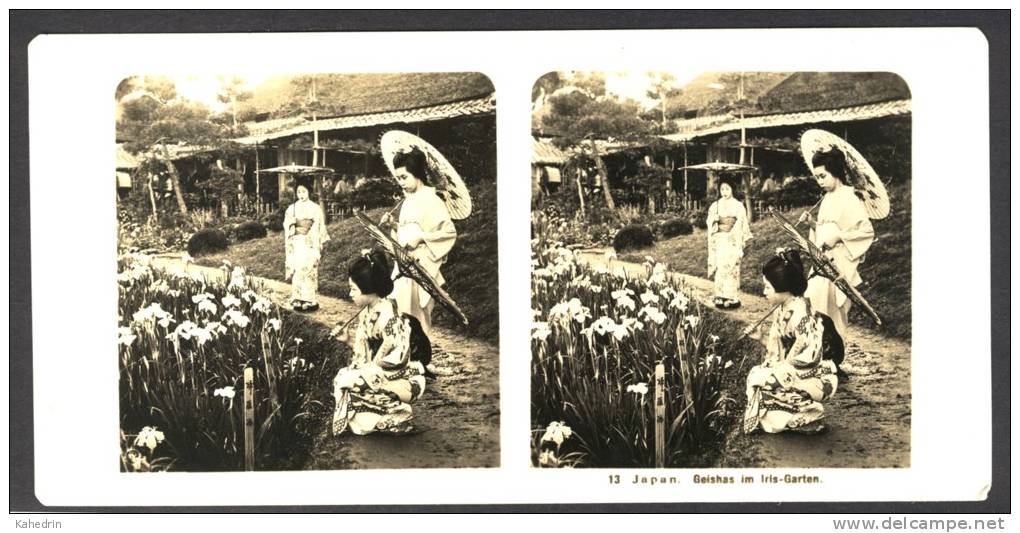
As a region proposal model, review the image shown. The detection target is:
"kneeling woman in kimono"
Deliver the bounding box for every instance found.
[743,250,838,435]
[706,178,752,309]
[330,250,427,436]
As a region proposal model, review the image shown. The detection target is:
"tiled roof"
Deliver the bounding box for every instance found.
[246,73,493,119]
[235,95,495,145]
[116,144,140,169]
[243,116,308,137]
[532,137,570,165]
[661,99,911,143]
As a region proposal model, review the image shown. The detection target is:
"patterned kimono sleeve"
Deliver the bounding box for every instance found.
[785,313,822,369]
[314,202,331,250]
[371,304,412,371]
[706,202,719,236]
[706,202,719,273]
[283,204,296,277]
[763,311,786,365]
[737,201,753,245]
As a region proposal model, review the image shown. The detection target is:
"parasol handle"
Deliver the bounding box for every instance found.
[730,302,782,372]
[732,303,781,346]
[325,306,364,342]
[380,198,405,226]
[794,198,823,228]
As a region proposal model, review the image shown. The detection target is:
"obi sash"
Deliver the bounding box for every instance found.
[716,216,737,233]
[294,218,314,235]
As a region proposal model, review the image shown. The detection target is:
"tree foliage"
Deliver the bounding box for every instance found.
[544,91,651,147]
[117,77,243,153]
[540,72,658,210]
[644,72,684,133]
[116,76,253,216]
[532,72,565,102]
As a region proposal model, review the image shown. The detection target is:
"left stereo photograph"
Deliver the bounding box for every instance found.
[115,72,499,471]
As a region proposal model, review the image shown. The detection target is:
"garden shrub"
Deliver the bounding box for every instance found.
[612,224,655,252]
[262,206,287,232]
[775,179,822,208]
[688,207,708,230]
[348,177,402,210]
[232,220,268,242]
[588,224,614,246]
[187,228,229,257]
[661,217,694,238]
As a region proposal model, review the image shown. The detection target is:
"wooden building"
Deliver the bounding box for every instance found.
[660,72,912,200]
[232,73,496,205]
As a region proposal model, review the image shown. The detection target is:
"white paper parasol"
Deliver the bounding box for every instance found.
[800,129,890,220]
[381,130,472,220]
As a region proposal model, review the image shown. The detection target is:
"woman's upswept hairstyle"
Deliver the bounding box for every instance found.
[811,148,850,184]
[348,249,394,297]
[392,147,429,184]
[762,248,808,296]
[716,174,740,195]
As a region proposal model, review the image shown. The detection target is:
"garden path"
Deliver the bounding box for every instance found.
[152,255,500,469]
[576,250,911,468]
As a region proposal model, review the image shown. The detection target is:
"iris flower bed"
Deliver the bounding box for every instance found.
[117,255,343,472]
[531,238,742,468]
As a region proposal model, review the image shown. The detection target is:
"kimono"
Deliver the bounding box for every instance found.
[804,185,875,339]
[284,199,330,306]
[332,298,427,435]
[391,185,457,336]
[706,197,752,304]
[743,297,838,433]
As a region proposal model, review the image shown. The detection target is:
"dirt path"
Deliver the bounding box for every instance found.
[577,249,911,468]
[152,255,500,469]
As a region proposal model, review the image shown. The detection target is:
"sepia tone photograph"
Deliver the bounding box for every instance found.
[116,72,499,471]
[531,71,911,469]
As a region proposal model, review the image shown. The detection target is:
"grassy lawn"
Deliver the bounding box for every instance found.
[623,183,912,341]
[196,184,500,346]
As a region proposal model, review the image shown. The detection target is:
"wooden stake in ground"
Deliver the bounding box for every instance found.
[243,367,255,472]
[654,363,666,468]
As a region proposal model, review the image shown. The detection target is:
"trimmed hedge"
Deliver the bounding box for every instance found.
[232,221,268,242]
[187,228,229,257]
[660,217,694,238]
[262,207,286,233]
[612,224,655,252]
[688,207,708,230]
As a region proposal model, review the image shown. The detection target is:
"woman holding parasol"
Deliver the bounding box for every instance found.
[283,181,330,312]
[378,131,470,339]
[706,176,753,309]
[798,129,888,379]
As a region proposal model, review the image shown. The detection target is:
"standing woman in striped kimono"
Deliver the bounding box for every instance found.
[284,182,330,312]
[706,177,753,309]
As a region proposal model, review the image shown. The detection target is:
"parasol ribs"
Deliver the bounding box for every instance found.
[355,212,469,326]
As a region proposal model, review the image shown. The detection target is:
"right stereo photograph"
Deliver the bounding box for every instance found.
[530,71,912,469]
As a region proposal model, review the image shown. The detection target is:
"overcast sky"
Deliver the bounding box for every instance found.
[170,74,270,112]
[174,71,710,113]
[603,71,701,109]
